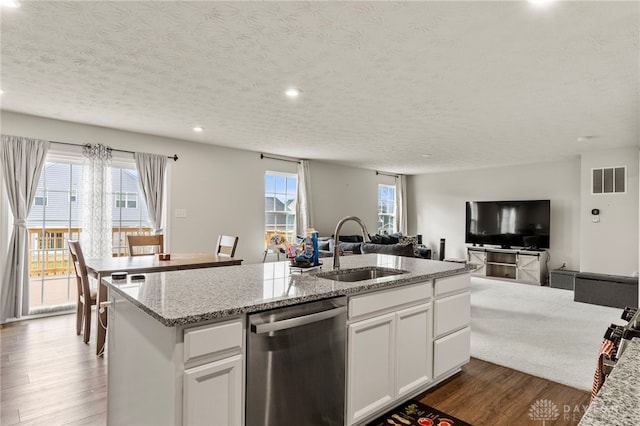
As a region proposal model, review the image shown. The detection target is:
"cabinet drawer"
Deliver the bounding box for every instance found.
[434,273,470,297]
[349,282,431,320]
[434,292,471,338]
[433,326,470,378]
[184,319,243,363]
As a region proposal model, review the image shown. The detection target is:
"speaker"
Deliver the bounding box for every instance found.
[439,238,445,261]
[416,234,423,245]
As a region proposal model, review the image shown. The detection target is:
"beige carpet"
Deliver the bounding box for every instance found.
[470,276,623,391]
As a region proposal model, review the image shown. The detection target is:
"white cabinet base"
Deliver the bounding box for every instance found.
[434,326,471,378]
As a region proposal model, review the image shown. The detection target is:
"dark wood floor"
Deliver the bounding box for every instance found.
[1,313,590,426]
[419,359,590,426]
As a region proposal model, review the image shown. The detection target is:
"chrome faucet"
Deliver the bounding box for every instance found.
[332,216,370,269]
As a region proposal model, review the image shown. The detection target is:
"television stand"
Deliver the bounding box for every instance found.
[467,247,549,285]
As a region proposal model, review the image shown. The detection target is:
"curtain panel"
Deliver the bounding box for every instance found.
[134,152,167,234]
[0,135,49,322]
[396,174,407,235]
[81,144,113,259]
[296,159,314,235]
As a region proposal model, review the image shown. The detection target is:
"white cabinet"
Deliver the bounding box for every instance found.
[347,282,433,425]
[395,303,432,398]
[106,291,245,426]
[182,320,244,426]
[432,274,471,380]
[434,326,471,378]
[347,312,396,424]
[183,355,243,426]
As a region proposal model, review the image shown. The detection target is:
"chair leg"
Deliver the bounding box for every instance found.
[83,303,91,344]
[76,301,83,336]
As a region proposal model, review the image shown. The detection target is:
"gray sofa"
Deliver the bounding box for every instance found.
[317,234,431,259]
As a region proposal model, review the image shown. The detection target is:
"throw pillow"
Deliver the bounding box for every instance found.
[399,236,419,257]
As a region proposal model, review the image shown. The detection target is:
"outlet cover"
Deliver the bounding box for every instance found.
[175,208,187,218]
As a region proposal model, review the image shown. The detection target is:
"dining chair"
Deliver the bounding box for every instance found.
[127,234,164,256]
[216,235,239,257]
[68,240,97,344]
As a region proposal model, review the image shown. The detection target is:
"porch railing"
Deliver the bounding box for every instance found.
[28,227,153,277]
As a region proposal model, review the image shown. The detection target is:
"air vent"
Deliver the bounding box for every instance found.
[592,166,626,194]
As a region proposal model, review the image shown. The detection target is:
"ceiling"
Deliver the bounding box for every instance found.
[1,1,638,175]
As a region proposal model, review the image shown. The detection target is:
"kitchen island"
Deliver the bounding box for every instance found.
[104,254,472,426]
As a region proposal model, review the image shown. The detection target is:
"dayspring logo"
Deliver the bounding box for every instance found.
[528,399,560,425]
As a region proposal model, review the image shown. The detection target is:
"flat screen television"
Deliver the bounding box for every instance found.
[465,200,550,249]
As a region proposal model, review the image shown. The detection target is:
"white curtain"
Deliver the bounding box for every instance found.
[296,160,313,235]
[134,152,166,234]
[396,174,407,235]
[0,135,49,322]
[80,144,112,259]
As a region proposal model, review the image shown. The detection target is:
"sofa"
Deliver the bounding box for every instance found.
[316,233,431,259]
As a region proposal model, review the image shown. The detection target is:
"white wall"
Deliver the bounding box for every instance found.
[580,147,639,276]
[1,111,382,264]
[407,159,582,271]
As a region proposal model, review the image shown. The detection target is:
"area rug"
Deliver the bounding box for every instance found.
[470,276,622,391]
[367,400,473,426]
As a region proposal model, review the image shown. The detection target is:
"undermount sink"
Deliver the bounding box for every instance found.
[315,266,408,282]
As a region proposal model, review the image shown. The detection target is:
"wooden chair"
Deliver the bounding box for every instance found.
[216,235,239,257]
[68,240,97,344]
[127,234,164,256]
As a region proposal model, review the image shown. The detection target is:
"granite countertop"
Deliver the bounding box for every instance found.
[102,254,471,327]
[579,338,640,426]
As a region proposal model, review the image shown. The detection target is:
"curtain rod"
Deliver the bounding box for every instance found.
[376,170,399,178]
[51,140,178,161]
[260,153,301,164]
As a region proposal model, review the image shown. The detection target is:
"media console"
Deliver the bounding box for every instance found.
[467,246,549,285]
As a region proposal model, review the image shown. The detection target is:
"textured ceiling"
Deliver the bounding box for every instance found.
[1,1,638,175]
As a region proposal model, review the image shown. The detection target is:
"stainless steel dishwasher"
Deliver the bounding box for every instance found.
[246,297,347,426]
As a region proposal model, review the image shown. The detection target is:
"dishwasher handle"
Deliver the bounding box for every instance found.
[251,306,347,334]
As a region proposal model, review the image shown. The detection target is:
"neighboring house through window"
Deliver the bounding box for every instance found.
[377,184,396,234]
[264,171,297,247]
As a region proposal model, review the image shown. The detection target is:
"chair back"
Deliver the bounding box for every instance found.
[68,240,91,303]
[127,234,164,256]
[216,235,239,257]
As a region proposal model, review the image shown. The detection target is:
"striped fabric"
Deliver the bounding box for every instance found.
[590,338,618,402]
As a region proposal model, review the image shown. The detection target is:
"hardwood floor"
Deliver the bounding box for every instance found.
[419,359,590,426]
[1,313,106,425]
[1,313,590,426]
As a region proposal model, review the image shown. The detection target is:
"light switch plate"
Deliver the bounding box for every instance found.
[175,208,187,218]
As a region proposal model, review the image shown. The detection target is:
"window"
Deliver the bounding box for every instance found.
[26,158,152,315]
[592,166,626,194]
[377,184,396,234]
[34,192,48,206]
[265,172,297,247]
[115,192,137,208]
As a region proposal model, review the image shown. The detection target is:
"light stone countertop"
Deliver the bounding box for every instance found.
[102,254,471,327]
[579,338,640,426]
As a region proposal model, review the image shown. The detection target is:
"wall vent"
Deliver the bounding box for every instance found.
[592,166,626,194]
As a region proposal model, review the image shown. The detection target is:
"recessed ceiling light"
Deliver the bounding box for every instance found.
[285,88,301,98]
[192,126,204,132]
[422,154,432,158]
[0,0,21,8]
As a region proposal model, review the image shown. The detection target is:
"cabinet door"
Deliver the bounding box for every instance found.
[517,254,541,284]
[434,292,471,338]
[468,250,486,275]
[433,326,470,378]
[395,303,432,398]
[347,313,395,425]
[183,355,243,426]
